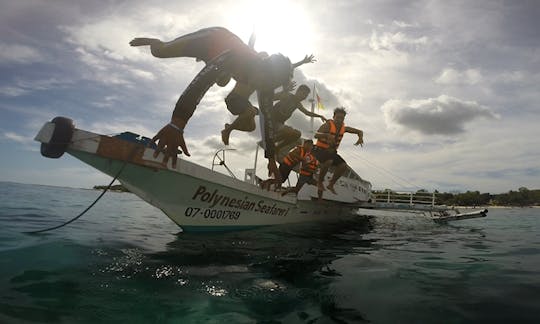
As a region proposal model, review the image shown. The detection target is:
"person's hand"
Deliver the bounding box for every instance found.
[129,38,158,47]
[302,54,316,64]
[354,133,364,147]
[151,117,190,168]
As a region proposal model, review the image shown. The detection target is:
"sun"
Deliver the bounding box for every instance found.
[227,0,314,62]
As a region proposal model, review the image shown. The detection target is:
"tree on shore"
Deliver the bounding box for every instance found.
[373,187,540,207]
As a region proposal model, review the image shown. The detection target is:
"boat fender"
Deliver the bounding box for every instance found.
[40,116,74,158]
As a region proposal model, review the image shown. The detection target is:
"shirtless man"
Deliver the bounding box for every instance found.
[271,84,326,153]
[219,57,317,147]
[130,27,292,178]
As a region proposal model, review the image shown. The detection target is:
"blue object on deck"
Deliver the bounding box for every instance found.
[114,132,157,149]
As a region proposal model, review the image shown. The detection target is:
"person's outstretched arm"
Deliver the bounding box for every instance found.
[292,54,316,69]
[298,104,327,122]
[345,126,364,146]
[150,52,232,168]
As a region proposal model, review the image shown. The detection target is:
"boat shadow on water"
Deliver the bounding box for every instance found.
[141,215,377,322]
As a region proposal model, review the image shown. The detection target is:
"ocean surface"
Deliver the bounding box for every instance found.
[1,181,539,323]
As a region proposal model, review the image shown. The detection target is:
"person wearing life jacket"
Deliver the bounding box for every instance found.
[281,141,320,196]
[260,139,317,191]
[130,27,300,180]
[313,107,364,199]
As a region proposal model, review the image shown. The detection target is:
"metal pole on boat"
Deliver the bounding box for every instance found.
[253,142,259,185]
[310,84,316,135]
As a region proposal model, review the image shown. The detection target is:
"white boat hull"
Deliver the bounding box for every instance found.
[34,120,370,232]
[70,150,360,232]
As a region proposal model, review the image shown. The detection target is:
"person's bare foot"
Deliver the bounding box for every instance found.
[317,190,323,201]
[327,183,337,195]
[221,123,231,145]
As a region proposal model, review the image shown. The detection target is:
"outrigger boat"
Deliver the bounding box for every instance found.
[34,117,487,232]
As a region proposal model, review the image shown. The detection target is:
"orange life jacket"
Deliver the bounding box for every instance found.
[300,153,319,176]
[316,119,345,150]
[283,146,305,166]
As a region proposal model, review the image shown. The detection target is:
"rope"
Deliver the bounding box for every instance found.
[24,161,128,234]
[26,135,139,234]
[342,149,426,191]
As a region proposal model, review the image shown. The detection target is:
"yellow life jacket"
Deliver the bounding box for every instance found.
[315,119,345,150]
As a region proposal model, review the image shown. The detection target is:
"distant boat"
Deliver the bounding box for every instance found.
[34,117,487,232]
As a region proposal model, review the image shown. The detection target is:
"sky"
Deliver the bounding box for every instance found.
[1,0,539,194]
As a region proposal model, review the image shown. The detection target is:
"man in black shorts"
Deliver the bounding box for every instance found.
[220,57,317,147]
[271,84,326,153]
[130,27,293,178]
[313,107,364,199]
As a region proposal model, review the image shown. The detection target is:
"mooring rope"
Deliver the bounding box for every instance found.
[24,161,128,234]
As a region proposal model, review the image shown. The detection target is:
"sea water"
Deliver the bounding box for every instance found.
[0,181,539,323]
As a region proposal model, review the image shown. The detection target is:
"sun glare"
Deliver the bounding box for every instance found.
[227,0,314,62]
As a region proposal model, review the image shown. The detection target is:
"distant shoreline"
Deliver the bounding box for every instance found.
[456,205,540,209]
[1,181,538,206]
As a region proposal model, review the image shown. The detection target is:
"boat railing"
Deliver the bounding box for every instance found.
[372,191,437,207]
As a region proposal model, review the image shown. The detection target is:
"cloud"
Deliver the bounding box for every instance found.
[369,31,428,52]
[435,68,482,85]
[85,119,155,138]
[0,86,28,97]
[381,95,499,135]
[0,42,42,64]
[2,131,32,144]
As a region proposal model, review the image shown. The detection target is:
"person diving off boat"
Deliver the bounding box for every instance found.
[220,57,317,147]
[280,139,319,196]
[269,83,326,154]
[313,107,364,198]
[130,27,294,178]
[260,139,319,192]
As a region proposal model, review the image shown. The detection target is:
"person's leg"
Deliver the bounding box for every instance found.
[153,27,216,60]
[293,175,311,195]
[281,187,293,196]
[312,148,330,200]
[221,95,257,145]
[274,127,301,153]
[317,160,332,200]
[261,178,281,191]
[327,154,348,194]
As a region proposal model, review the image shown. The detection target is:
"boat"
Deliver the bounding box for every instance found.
[34,117,376,232]
[34,117,487,232]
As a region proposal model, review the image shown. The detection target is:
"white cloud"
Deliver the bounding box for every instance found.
[0,42,42,64]
[84,119,155,138]
[381,95,499,136]
[2,131,32,144]
[393,20,415,28]
[130,69,156,81]
[369,31,428,51]
[435,68,483,85]
[0,86,28,97]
